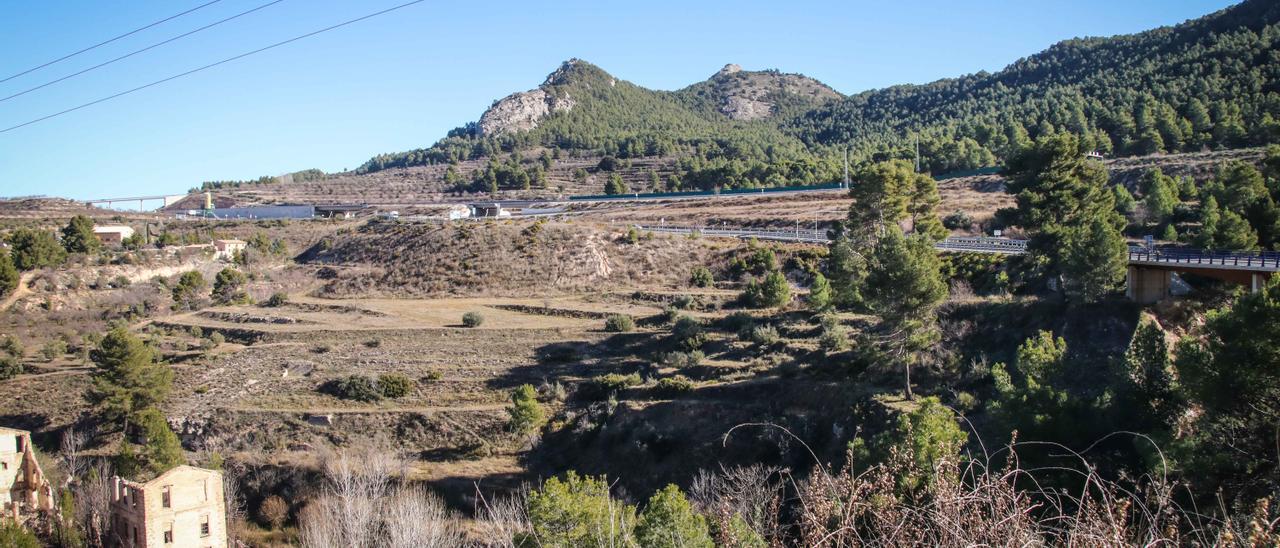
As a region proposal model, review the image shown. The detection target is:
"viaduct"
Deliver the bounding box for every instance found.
[636,225,1280,304]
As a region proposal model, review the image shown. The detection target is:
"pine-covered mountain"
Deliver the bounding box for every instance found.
[300,0,1279,196]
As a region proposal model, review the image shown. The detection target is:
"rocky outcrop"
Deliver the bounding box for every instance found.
[695,63,843,121]
[477,60,589,136]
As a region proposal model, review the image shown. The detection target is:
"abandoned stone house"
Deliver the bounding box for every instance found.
[110,466,227,548]
[0,427,54,521]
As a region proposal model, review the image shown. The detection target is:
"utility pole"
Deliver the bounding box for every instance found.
[843,147,850,188]
[914,134,920,173]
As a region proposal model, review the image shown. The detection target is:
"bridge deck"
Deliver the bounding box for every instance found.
[637,225,1280,273]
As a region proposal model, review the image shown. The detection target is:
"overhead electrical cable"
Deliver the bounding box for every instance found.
[0,0,288,104]
[0,0,428,134]
[0,0,225,84]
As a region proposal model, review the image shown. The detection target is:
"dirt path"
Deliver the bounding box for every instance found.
[0,272,34,311]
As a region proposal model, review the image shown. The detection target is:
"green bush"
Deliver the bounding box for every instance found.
[636,484,714,548]
[377,373,415,399]
[818,314,850,353]
[264,292,289,307]
[525,472,635,546]
[322,375,382,402]
[604,314,636,333]
[689,266,714,288]
[40,339,67,361]
[207,332,225,347]
[749,325,781,347]
[462,311,485,328]
[653,375,696,397]
[507,384,545,434]
[595,373,643,394]
[658,351,705,369]
[671,315,706,350]
[0,356,22,380]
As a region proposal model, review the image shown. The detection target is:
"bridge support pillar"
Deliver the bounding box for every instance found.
[1253,273,1266,293]
[1126,266,1171,304]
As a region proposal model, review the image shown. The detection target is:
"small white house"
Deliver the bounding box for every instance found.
[212,239,247,260]
[93,225,135,246]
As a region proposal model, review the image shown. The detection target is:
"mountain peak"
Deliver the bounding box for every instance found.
[717,63,743,76]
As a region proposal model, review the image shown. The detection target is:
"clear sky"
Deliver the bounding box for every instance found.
[0,0,1239,201]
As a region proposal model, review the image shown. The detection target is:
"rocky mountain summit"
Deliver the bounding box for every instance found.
[685,63,843,121]
[475,59,841,136]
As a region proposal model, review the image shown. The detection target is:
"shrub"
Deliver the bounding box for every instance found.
[507,384,545,434]
[525,472,635,546]
[322,375,382,402]
[671,315,706,350]
[363,338,382,348]
[604,314,636,333]
[212,267,250,305]
[377,373,415,399]
[40,339,67,361]
[264,292,289,307]
[595,373,643,394]
[422,371,443,382]
[171,271,207,310]
[689,266,714,288]
[636,484,714,548]
[720,312,757,337]
[0,356,22,380]
[819,314,850,353]
[657,306,681,325]
[312,344,332,354]
[658,351,705,369]
[653,375,696,397]
[260,495,289,529]
[672,295,697,310]
[749,325,781,347]
[943,210,974,230]
[207,332,225,347]
[625,226,641,244]
[462,311,484,328]
[111,275,132,288]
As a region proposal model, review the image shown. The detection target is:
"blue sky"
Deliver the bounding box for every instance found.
[0,0,1238,201]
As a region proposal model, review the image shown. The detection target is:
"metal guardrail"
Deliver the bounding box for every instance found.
[639,225,1280,271]
[1128,247,1280,270]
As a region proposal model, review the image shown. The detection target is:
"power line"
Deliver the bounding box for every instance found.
[1,0,287,104]
[0,0,428,134]
[0,0,225,85]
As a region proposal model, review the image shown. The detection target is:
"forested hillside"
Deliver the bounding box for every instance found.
[351,0,1279,194]
[790,0,1280,173]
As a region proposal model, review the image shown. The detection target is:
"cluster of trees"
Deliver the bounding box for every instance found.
[171,267,250,309]
[196,168,326,192]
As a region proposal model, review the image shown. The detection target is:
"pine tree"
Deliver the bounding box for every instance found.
[61,215,100,254]
[1126,320,1177,424]
[605,174,628,195]
[1197,195,1221,249]
[212,268,250,304]
[635,485,714,548]
[136,408,185,477]
[1062,216,1129,303]
[825,235,866,309]
[1214,209,1259,251]
[1141,169,1178,224]
[507,384,545,435]
[757,271,792,309]
[6,228,66,271]
[87,327,173,432]
[807,273,832,312]
[864,227,948,398]
[0,250,17,298]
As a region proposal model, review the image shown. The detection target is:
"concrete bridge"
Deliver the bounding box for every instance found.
[85,194,187,211]
[635,225,1279,303]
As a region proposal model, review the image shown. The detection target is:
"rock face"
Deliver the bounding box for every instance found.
[698,63,842,121]
[477,60,586,136]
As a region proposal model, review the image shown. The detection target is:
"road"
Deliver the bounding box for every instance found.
[637,225,1028,255]
[639,224,1280,272]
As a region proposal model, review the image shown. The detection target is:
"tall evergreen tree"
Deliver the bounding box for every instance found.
[0,250,17,298]
[87,327,173,432]
[61,215,100,254]
[6,228,66,271]
[864,227,948,398]
[1061,216,1129,303]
